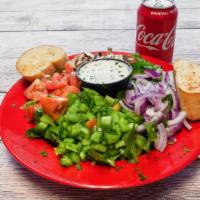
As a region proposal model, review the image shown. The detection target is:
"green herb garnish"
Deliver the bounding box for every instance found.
[183,146,191,154]
[76,163,82,171]
[135,167,147,181]
[22,100,37,108]
[40,151,48,157]
[131,54,161,74]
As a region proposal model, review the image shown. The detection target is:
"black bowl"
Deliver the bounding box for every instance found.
[76,58,133,97]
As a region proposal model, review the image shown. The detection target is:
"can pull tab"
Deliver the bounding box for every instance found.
[154,0,164,8]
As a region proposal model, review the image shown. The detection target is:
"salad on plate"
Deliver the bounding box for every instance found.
[17,46,192,169]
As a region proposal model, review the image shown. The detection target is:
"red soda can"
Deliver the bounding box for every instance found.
[135,0,178,63]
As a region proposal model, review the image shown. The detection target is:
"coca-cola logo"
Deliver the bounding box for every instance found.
[136,24,176,51]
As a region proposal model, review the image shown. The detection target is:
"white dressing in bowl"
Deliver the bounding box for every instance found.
[77,59,132,84]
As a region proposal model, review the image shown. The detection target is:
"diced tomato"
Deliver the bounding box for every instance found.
[24,105,35,122]
[65,63,74,74]
[45,80,67,90]
[52,89,62,96]
[24,66,81,121]
[24,79,47,100]
[45,72,68,90]
[52,86,80,98]
[59,72,69,85]
[31,92,45,101]
[51,73,62,82]
[40,96,68,120]
[69,75,81,88]
[67,85,80,94]
[86,119,97,129]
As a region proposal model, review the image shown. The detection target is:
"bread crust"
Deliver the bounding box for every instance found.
[173,59,200,121]
[176,87,200,121]
[16,45,67,82]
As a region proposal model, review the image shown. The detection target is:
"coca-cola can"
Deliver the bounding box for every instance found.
[135,0,178,63]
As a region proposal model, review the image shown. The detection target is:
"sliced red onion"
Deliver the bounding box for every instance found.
[123,65,192,152]
[134,98,147,116]
[168,136,177,144]
[147,82,157,92]
[133,83,140,95]
[167,111,186,127]
[154,98,162,111]
[136,83,146,93]
[171,109,179,119]
[163,71,169,83]
[154,123,168,152]
[136,81,156,94]
[119,100,134,112]
[144,115,152,122]
[144,69,161,79]
[145,103,168,122]
[136,124,145,133]
[167,124,183,137]
[136,78,150,86]
[131,92,165,104]
[151,111,164,124]
[168,71,175,89]
[127,81,134,89]
[154,84,162,93]
[147,97,156,105]
[168,109,179,120]
[183,119,192,131]
[125,89,135,99]
[145,107,156,117]
[125,90,135,105]
[159,102,169,113]
[123,99,135,109]
[133,74,150,79]
[147,97,162,111]
[134,100,141,115]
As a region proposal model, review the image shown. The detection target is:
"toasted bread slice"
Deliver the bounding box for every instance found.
[16,45,67,82]
[173,59,200,121]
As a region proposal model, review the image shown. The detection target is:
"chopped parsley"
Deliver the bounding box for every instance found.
[183,146,191,154]
[115,166,123,172]
[40,151,48,157]
[138,172,147,181]
[22,100,37,108]
[76,163,82,171]
[135,168,147,181]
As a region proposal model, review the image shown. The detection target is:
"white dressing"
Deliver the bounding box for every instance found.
[78,60,131,84]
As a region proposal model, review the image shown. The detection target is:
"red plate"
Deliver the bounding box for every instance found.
[0,52,200,189]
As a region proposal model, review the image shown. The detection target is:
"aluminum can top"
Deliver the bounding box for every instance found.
[142,0,175,9]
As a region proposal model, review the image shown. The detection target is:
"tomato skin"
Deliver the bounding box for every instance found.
[45,72,67,90]
[69,75,81,88]
[40,96,68,120]
[24,79,47,100]
[51,73,62,82]
[24,105,35,122]
[65,63,74,74]
[52,86,80,98]
[67,86,80,94]
[52,89,62,96]
[45,80,67,90]
[24,64,81,121]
